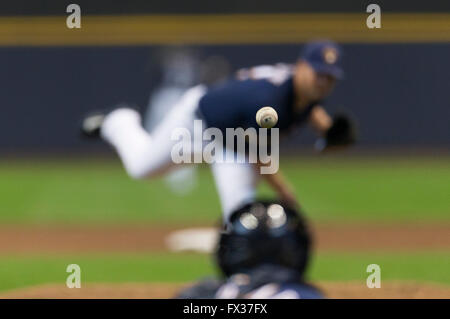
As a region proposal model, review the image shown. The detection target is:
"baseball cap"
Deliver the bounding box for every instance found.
[300,40,344,80]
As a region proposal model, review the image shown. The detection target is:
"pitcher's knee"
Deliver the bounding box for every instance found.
[127,168,149,180]
[125,162,166,180]
[123,161,151,180]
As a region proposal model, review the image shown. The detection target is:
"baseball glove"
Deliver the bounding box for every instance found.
[316,112,357,151]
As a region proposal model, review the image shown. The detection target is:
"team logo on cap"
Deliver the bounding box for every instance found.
[323,47,338,64]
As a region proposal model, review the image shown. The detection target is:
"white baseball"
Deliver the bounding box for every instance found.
[256,106,278,128]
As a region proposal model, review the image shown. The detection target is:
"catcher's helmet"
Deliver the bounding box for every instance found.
[216,200,312,278]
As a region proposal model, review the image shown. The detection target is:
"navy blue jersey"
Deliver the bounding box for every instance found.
[267,282,324,299]
[197,64,319,137]
[175,265,324,299]
[175,278,323,299]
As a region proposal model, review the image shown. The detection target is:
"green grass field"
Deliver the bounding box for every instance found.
[0,251,449,292]
[0,156,449,294]
[1,156,449,223]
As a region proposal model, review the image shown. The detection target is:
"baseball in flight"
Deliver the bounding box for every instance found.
[256,106,278,128]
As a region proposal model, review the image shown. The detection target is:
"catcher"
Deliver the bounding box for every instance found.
[176,200,324,299]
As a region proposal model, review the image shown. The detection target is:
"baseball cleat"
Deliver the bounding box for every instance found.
[80,112,106,138]
[80,104,141,139]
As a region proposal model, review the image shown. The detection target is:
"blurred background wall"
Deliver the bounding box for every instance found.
[0,0,449,154]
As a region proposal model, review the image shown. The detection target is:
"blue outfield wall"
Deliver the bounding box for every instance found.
[0,43,449,152]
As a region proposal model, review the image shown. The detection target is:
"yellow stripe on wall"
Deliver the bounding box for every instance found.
[1,13,449,46]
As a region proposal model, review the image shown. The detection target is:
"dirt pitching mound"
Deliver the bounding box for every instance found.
[0,223,449,254]
[1,281,449,299]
